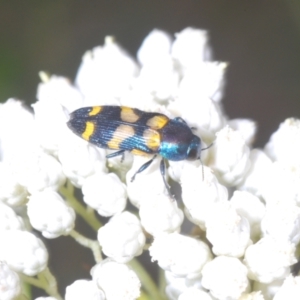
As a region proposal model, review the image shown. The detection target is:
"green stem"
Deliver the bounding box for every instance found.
[20,268,63,300]
[69,230,102,263]
[15,294,30,300]
[128,259,166,300]
[60,181,102,231]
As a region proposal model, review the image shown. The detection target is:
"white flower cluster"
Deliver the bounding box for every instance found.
[0,27,299,300]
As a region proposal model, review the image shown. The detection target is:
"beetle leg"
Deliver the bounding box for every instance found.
[131,155,157,182]
[199,143,214,180]
[106,150,126,162]
[160,159,173,199]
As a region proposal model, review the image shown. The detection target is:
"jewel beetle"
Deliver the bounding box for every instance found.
[67,106,210,196]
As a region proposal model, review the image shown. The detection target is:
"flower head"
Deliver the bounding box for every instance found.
[0,27,299,299]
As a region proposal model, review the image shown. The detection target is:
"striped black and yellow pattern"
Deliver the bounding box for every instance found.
[68,106,169,156]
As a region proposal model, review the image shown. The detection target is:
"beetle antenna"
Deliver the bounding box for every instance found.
[200,143,214,181]
[201,142,214,152]
[199,157,205,181]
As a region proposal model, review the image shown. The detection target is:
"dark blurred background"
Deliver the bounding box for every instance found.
[1,1,300,147]
[1,1,300,296]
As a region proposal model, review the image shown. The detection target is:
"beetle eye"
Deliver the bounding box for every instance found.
[187,147,197,160]
[186,136,201,161]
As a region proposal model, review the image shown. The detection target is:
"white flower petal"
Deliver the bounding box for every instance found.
[205,201,251,257]
[139,193,184,236]
[0,262,21,300]
[244,237,296,283]
[149,232,212,278]
[76,36,139,103]
[28,190,75,238]
[98,212,145,263]
[273,275,300,300]
[0,230,48,276]
[91,259,141,300]
[265,118,300,167]
[201,256,249,300]
[82,172,127,217]
[65,279,105,300]
[211,126,251,186]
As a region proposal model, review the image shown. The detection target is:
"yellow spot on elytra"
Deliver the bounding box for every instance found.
[131,149,150,156]
[146,115,169,130]
[107,125,135,149]
[82,121,95,141]
[89,106,102,116]
[143,129,161,151]
[121,107,140,123]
